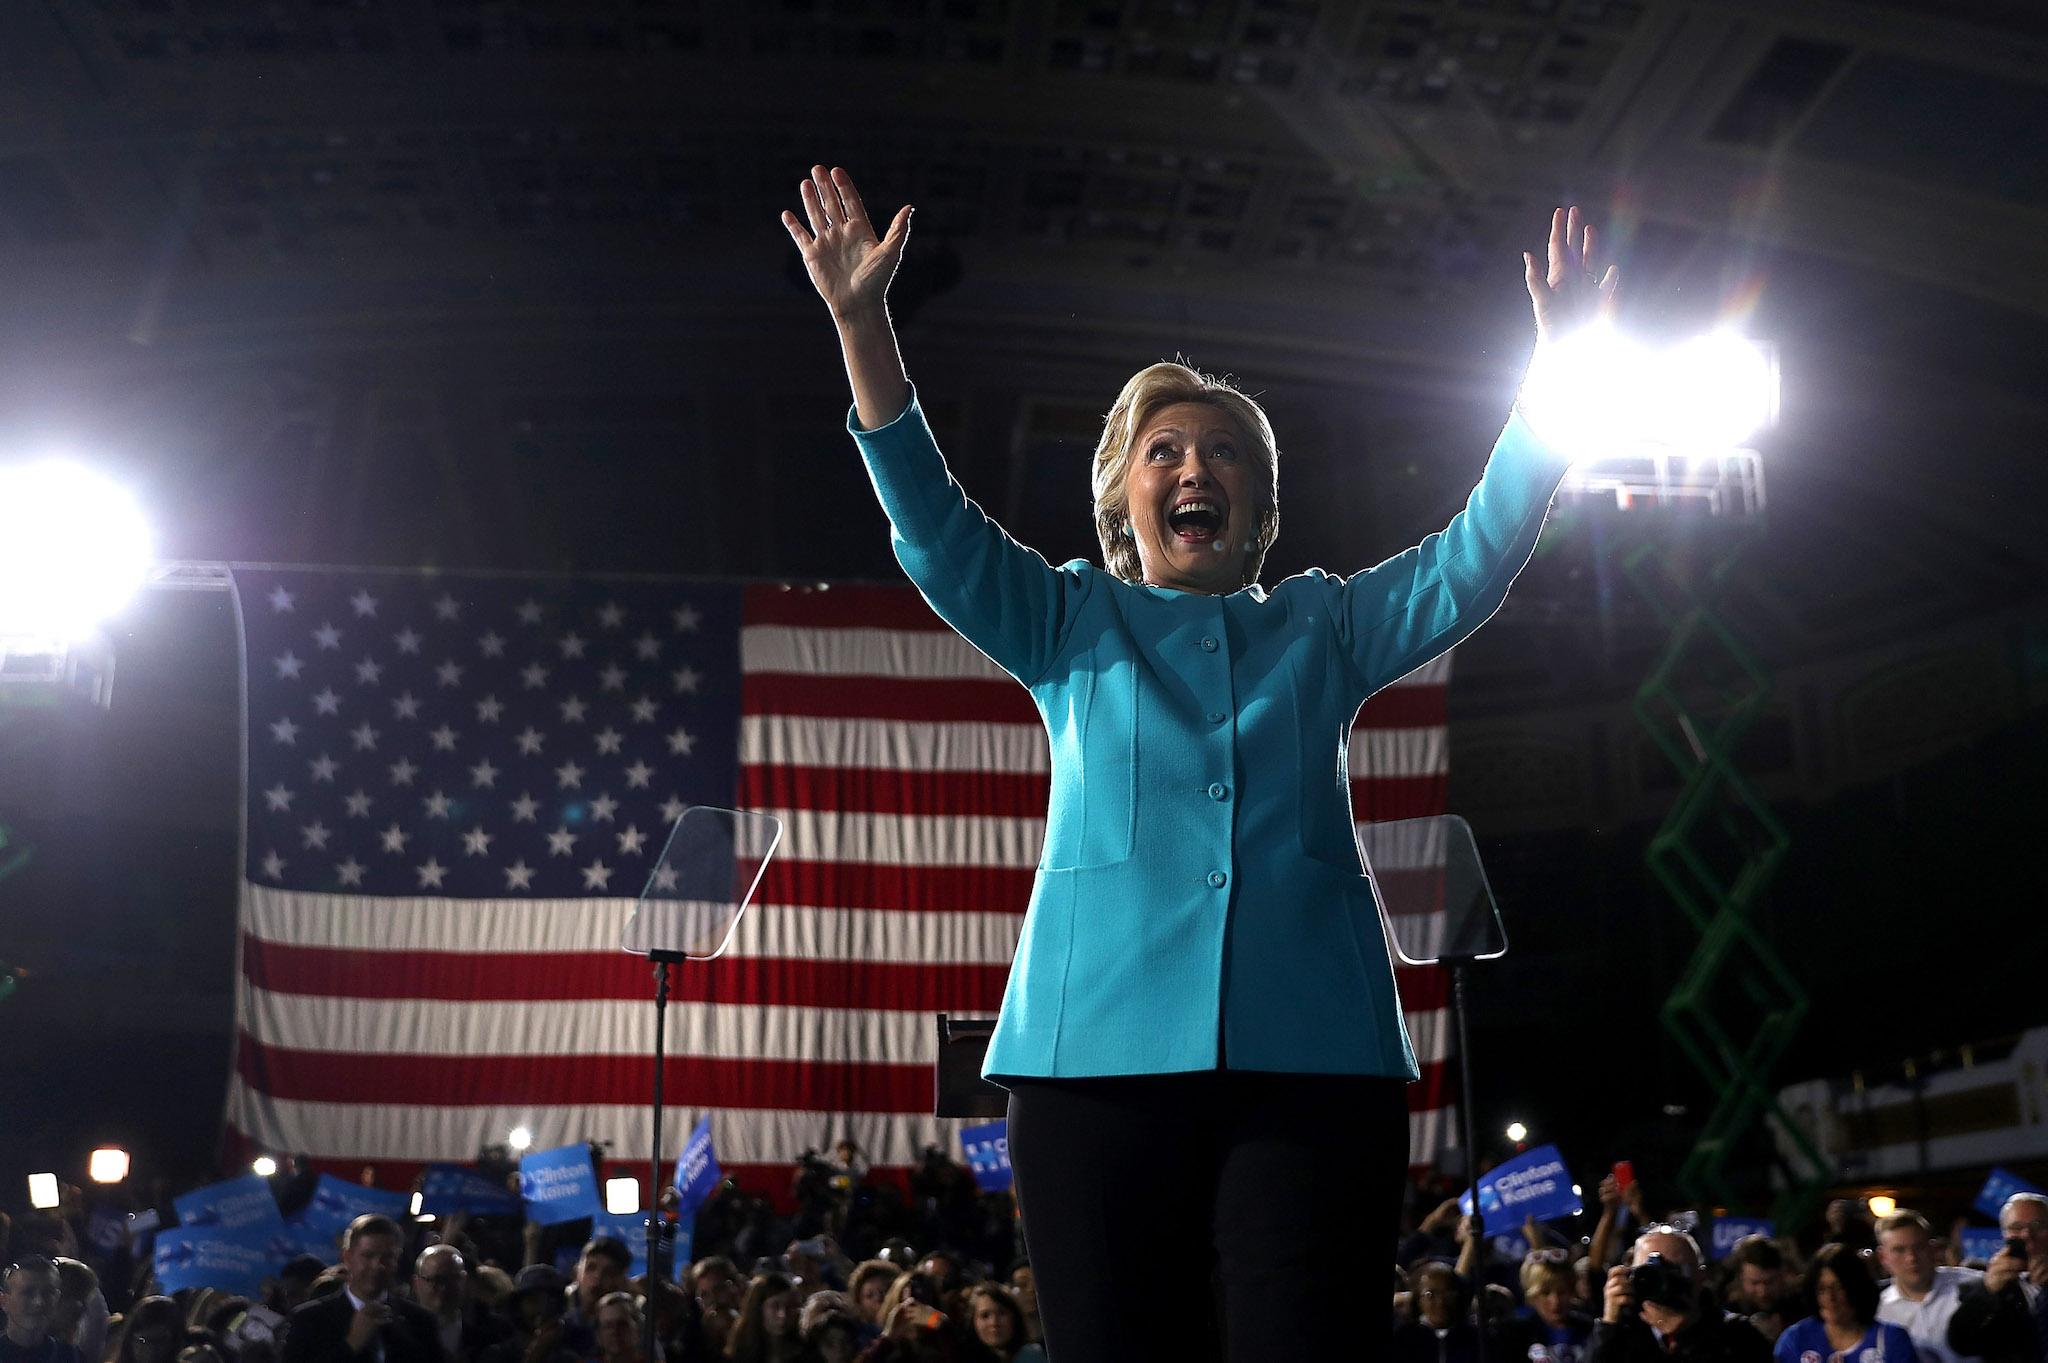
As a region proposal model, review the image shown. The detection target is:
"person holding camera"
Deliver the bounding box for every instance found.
[1947,1194,2048,1363]
[1772,1243,1918,1363]
[1586,1226,1771,1363]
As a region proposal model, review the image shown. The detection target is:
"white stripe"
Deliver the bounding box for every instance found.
[1349,726,1448,779]
[243,886,1022,962]
[242,987,1443,1067]
[244,988,946,1062]
[742,626,1010,681]
[226,1080,975,1166]
[1409,1106,1458,1165]
[1389,653,1453,688]
[767,808,1043,868]
[739,716,1047,773]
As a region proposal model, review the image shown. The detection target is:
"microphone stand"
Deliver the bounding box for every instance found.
[645,953,680,1363]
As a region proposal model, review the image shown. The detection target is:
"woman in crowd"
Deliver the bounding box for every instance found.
[1773,1244,1919,1363]
[1517,1254,1597,1363]
[962,1286,1041,1363]
[844,1264,899,1346]
[783,164,1611,1363]
[112,1297,182,1363]
[725,1274,803,1363]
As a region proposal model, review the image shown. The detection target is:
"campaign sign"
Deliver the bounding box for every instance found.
[674,1115,722,1214]
[1974,1167,2044,1220]
[293,1174,412,1239]
[1710,1217,1775,1259]
[1489,1231,1531,1259]
[268,1222,340,1266]
[520,1143,602,1226]
[420,1164,522,1216]
[175,1175,285,1233]
[1959,1228,2008,1264]
[588,1210,693,1282]
[154,1225,281,1296]
[960,1120,1013,1194]
[1458,1145,1582,1226]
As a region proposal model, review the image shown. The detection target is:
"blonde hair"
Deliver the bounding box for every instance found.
[1091,360,1280,587]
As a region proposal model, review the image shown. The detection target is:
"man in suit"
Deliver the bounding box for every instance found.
[282,1216,441,1363]
[410,1245,511,1363]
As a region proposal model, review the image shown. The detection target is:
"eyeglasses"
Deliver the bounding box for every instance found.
[1525,1248,1571,1265]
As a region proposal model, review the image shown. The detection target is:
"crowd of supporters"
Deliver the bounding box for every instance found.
[6,1149,2048,1363]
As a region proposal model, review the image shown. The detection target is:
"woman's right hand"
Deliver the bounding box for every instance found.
[781,165,913,324]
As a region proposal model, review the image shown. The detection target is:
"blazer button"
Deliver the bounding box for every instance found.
[1207,870,1227,888]
[1207,782,1228,801]
[1199,636,1218,652]
[1206,711,1226,725]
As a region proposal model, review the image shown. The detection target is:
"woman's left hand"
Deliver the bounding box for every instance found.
[1524,205,1619,345]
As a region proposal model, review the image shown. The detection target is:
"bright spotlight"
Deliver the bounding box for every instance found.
[251,1155,279,1178]
[28,1173,60,1209]
[1868,1193,1898,1219]
[509,1126,533,1152]
[1518,323,1779,463]
[605,1177,640,1215]
[410,1191,425,1216]
[0,459,154,643]
[1505,1121,1529,1143]
[89,1147,131,1184]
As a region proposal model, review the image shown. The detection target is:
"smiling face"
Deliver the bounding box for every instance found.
[1125,401,1259,594]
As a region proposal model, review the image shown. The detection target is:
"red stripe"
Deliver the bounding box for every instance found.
[1354,686,1447,729]
[741,765,1049,818]
[1407,1057,1455,1114]
[236,1032,933,1112]
[755,860,1035,914]
[241,936,1009,1010]
[744,583,948,632]
[1349,775,1451,822]
[742,672,1037,724]
[1394,964,1449,1012]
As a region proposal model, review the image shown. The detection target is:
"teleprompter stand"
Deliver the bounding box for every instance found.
[1360,814,1509,1363]
[621,806,782,1363]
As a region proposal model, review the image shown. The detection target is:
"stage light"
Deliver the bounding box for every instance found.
[28,1173,60,1209]
[509,1126,533,1151]
[605,1177,640,1215]
[251,1155,278,1178]
[89,1147,130,1184]
[410,1191,425,1216]
[1505,1121,1529,1143]
[1517,323,1778,463]
[0,459,154,643]
[1572,1184,1583,1197]
[1869,1194,1898,1219]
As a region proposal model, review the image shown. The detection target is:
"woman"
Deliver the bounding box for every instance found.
[1773,1244,1917,1363]
[962,1286,1041,1363]
[1515,1256,1595,1363]
[843,1264,899,1346]
[725,1274,804,1363]
[782,165,1614,1363]
[112,1297,183,1363]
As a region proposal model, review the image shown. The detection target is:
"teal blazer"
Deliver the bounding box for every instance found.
[848,386,1571,1081]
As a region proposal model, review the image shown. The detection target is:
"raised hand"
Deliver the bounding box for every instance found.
[1524,205,1619,345]
[781,165,914,324]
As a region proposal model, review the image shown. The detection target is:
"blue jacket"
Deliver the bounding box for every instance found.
[1775,1318,1920,1363]
[848,386,1570,1080]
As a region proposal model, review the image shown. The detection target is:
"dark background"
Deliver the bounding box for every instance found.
[1,0,2045,1222]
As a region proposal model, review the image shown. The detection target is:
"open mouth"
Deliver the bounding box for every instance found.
[1167,499,1226,543]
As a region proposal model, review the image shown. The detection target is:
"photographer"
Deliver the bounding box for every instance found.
[1948,1195,2047,1363]
[1586,1226,1770,1363]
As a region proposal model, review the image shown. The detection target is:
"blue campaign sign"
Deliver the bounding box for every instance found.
[1709,1217,1775,1259]
[588,1210,693,1282]
[1489,1231,1531,1259]
[520,1143,602,1225]
[673,1115,722,1214]
[960,1120,1013,1194]
[1975,1168,2044,1220]
[420,1164,522,1216]
[294,1174,412,1239]
[175,1175,285,1233]
[1959,1228,2008,1264]
[154,1225,283,1296]
[1458,1145,1582,1226]
[267,1222,341,1266]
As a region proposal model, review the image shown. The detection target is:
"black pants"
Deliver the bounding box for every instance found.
[1006,1069,1410,1363]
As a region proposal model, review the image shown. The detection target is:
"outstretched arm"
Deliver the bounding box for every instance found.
[782,164,914,431]
[781,166,1076,684]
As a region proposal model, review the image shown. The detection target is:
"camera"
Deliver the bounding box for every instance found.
[1629,1253,1696,1313]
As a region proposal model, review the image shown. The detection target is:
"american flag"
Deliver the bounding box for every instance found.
[225,570,1457,1187]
